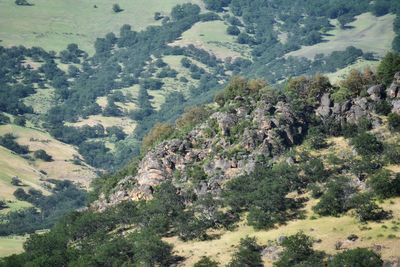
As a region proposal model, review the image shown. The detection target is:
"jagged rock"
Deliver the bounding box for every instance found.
[388,83,400,98]
[210,112,238,136]
[367,84,385,101]
[392,100,400,114]
[261,246,281,261]
[316,93,332,117]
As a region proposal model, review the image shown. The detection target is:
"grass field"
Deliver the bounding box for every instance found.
[171,20,250,59]
[0,236,26,257]
[286,13,395,59]
[0,124,96,215]
[326,59,380,85]
[167,197,400,266]
[0,0,203,54]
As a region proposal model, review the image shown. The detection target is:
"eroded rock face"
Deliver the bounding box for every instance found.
[93,73,400,211]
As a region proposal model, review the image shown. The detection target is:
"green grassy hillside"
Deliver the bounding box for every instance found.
[0,0,203,53]
[286,13,395,59]
[0,124,96,215]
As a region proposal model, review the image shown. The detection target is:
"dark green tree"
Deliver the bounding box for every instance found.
[377,52,400,86]
[228,237,263,267]
[275,232,325,267]
[328,248,382,267]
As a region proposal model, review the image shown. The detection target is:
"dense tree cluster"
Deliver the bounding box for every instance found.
[0,180,87,236]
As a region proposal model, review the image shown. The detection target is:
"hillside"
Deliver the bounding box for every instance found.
[2,58,400,266]
[1,0,400,263]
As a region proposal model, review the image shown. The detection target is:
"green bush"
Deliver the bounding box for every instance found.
[368,170,400,199]
[328,248,382,267]
[374,100,392,115]
[13,116,26,126]
[34,149,53,162]
[275,232,325,267]
[0,113,10,125]
[377,52,400,86]
[388,112,400,132]
[313,176,356,216]
[194,256,219,267]
[351,132,383,157]
[228,237,263,267]
[353,193,391,222]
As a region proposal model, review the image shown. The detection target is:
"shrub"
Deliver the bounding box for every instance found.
[351,132,383,157]
[15,0,32,6]
[0,134,29,154]
[377,52,400,86]
[141,123,174,153]
[374,100,392,115]
[194,256,219,267]
[227,25,240,36]
[353,193,391,222]
[112,4,123,13]
[11,177,22,186]
[368,170,400,199]
[0,113,10,125]
[328,248,382,267]
[275,232,325,267]
[0,200,8,210]
[228,237,263,267]
[313,176,356,216]
[388,113,400,132]
[34,149,53,162]
[13,116,26,126]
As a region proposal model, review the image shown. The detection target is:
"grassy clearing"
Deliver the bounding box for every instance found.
[0,236,26,257]
[171,20,251,59]
[167,197,400,266]
[0,0,202,54]
[0,124,96,188]
[286,13,395,60]
[70,115,137,135]
[23,88,56,115]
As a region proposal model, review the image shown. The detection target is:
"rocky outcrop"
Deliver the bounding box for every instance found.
[94,94,307,210]
[93,73,400,211]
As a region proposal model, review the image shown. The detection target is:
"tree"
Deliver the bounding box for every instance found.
[227,25,241,36]
[112,4,123,13]
[194,256,219,267]
[0,113,10,125]
[368,170,400,199]
[171,3,201,20]
[275,232,325,267]
[328,248,382,267]
[313,176,356,216]
[0,200,8,210]
[15,0,32,6]
[377,52,400,86]
[228,237,263,267]
[13,116,26,127]
[11,177,22,186]
[388,112,400,132]
[34,149,53,162]
[353,193,391,222]
[351,132,383,157]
